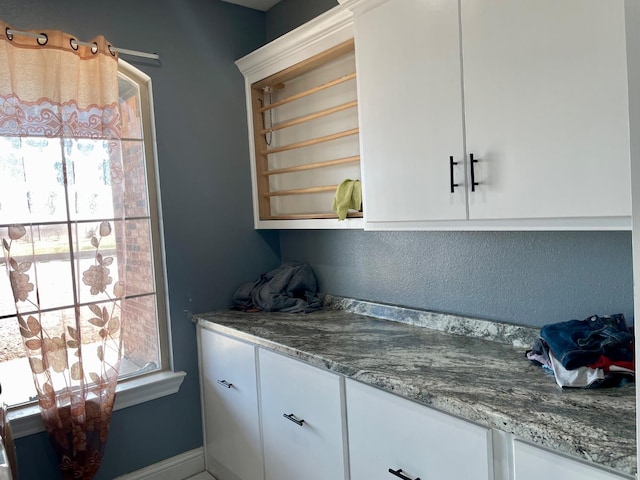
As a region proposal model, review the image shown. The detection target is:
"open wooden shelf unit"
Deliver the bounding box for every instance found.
[249,39,362,221]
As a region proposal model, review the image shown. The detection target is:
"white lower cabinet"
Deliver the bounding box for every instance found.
[199,330,632,480]
[512,440,633,480]
[198,328,263,480]
[258,348,348,480]
[346,379,493,480]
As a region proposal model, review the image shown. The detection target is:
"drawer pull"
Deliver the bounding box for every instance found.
[388,468,421,480]
[283,413,304,426]
[470,153,479,192]
[216,379,233,389]
[449,156,459,193]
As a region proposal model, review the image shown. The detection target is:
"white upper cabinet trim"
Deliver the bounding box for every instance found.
[236,5,354,83]
[338,0,391,17]
[236,4,362,229]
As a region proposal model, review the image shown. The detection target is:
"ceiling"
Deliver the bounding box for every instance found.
[221,0,282,11]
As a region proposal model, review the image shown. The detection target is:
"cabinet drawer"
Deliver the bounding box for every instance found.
[259,349,347,480]
[513,439,632,480]
[346,379,492,480]
[199,328,263,480]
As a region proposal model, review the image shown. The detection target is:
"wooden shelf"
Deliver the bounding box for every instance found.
[263,185,338,197]
[263,155,360,176]
[261,128,359,156]
[257,74,357,113]
[263,212,363,221]
[259,100,358,134]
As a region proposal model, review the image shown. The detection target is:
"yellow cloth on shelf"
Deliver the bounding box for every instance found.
[332,179,362,220]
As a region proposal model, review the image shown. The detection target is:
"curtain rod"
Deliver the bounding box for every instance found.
[5,28,160,60]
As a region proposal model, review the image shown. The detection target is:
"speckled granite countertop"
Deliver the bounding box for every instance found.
[194,296,636,476]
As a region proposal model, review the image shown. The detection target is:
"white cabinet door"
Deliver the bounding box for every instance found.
[513,440,632,480]
[258,349,348,480]
[198,328,263,480]
[346,379,493,480]
[462,0,631,220]
[355,0,467,224]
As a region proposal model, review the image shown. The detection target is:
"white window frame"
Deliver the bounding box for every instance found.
[5,59,185,438]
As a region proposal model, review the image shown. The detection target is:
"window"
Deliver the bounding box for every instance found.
[0,60,170,408]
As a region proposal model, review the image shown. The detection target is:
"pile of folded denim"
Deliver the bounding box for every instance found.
[526,314,634,388]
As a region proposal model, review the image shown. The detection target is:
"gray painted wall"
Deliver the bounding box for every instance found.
[266,0,339,41]
[280,230,633,327]
[2,1,280,478]
[270,0,635,328]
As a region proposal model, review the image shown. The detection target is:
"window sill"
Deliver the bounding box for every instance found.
[7,370,187,439]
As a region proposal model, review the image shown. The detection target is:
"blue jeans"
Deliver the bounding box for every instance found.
[540,314,633,370]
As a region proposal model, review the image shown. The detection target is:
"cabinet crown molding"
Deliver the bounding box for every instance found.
[235,4,354,82]
[338,0,391,16]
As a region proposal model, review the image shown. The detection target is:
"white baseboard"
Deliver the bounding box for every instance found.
[114,447,208,480]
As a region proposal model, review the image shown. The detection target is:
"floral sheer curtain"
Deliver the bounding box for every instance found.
[0,21,125,479]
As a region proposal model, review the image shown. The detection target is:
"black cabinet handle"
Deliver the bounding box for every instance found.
[216,379,233,389]
[470,153,479,192]
[283,413,304,426]
[388,468,421,480]
[449,156,459,193]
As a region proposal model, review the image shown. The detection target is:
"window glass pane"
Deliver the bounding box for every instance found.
[122,140,149,217]
[65,139,125,222]
[26,227,74,311]
[124,219,155,296]
[77,302,123,375]
[0,137,26,225]
[121,295,159,374]
[0,137,66,224]
[74,220,121,305]
[0,308,88,404]
[118,75,143,140]
[1,224,75,313]
[0,264,13,318]
[0,316,36,406]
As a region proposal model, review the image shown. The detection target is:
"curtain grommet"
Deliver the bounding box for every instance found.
[5,27,13,41]
[108,44,115,56]
[70,38,79,51]
[91,42,98,54]
[37,33,48,46]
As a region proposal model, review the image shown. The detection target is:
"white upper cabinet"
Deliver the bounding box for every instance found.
[354,0,467,223]
[345,0,632,230]
[462,0,631,222]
